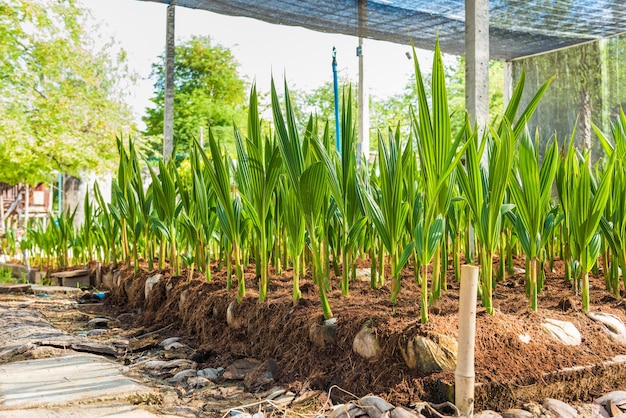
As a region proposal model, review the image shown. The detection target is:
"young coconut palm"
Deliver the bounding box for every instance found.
[148,158,182,276]
[509,130,559,311]
[458,121,515,315]
[201,130,246,300]
[309,88,367,297]
[235,84,282,302]
[561,141,615,313]
[358,127,410,304]
[410,40,467,302]
[594,109,626,297]
[272,78,333,320]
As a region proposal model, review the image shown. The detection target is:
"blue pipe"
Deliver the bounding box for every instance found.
[332,47,341,154]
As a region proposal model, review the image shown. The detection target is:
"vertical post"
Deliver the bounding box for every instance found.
[199,126,205,149]
[163,2,176,162]
[0,194,5,234]
[58,172,63,217]
[455,264,479,417]
[465,0,490,130]
[24,184,30,229]
[357,40,369,162]
[332,47,341,154]
[465,0,489,257]
[357,0,369,163]
[503,60,513,108]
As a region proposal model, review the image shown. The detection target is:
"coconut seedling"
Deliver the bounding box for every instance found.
[272,78,333,320]
[358,127,410,304]
[594,109,626,297]
[558,140,615,312]
[148,158,183,277]
[234,84,282,302]
[457,121,515,315]
[309,88,367,297]
[201,129,246,300]
[509,130,559,311]
[410,39,469,304]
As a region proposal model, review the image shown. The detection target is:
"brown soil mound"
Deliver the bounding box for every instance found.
[102,258,626,409]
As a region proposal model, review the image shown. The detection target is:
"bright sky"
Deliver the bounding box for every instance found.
[82,0,433,128]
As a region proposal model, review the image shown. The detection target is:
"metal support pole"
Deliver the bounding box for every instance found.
[332,47,341,154]
[163,2,176,162]
[357,0,369,163]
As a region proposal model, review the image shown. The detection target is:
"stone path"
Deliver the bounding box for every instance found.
[0,300,167,418]
[1,293,625,418]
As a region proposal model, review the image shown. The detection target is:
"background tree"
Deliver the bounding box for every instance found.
[0,0,135,185]
[142,35,247,157]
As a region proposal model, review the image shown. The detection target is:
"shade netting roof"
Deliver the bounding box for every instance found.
[141,0,626,60]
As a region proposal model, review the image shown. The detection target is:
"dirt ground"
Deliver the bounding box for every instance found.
[76,256,626,411]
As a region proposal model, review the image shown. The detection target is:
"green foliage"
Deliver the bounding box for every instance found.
[143,35,247,156]
[0,0,135,185]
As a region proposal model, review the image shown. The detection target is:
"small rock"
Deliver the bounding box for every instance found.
[353,321,381,359]
[522,402,545,417]
[142,359,194,371]
[596,391,626,407]
[543,398,578,418]
[399,332,457,372]
[201,368,220,381]
[243,359,279,392]
[501,409,532,418]
[587,312,626,345]
[577,404,609,418]
[179,289,189,306]
[159,336,181,347]
[145,274,162,299]
[272,394,296,407]
[264,388,286,400]
[86,317,110,329]
[357,395,394,417]
[475,411,503,418]
[164,341,186,351]
[309,318,338,348]
[86,329,107,336]
[227,301,243,330]
[230,411,252,418]
[112,338,130,347]
[169,369,198,384]
[223,358,262,380]
[542,318,582,346]
[327,405,348,418]
[187,376,211,388]
[390,406,422,418]
[354,268,371,282]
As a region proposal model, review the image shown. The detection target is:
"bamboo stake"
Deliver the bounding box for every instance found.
[455,264,479,417]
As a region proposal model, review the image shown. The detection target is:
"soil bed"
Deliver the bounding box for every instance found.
[94,257,626,411]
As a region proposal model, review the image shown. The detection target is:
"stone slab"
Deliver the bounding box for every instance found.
[0,403,159,417]
[0,284,31,294]
[49,269,90,279]
[31,285,83,295]
[59,275,90,288]
[0,354,153,409]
